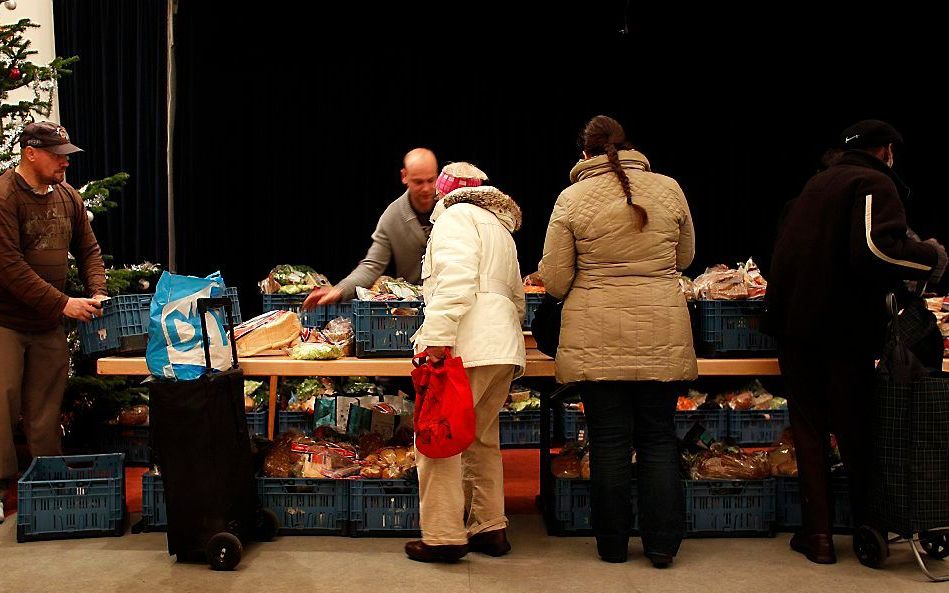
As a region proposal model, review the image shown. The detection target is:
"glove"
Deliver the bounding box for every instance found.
[924,238,947,285]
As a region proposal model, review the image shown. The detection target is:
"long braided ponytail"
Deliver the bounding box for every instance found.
[580,115,648,230]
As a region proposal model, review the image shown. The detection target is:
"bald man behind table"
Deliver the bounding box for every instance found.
[304,148,439,307]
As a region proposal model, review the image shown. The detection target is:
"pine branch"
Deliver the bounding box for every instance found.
[1,18,79,167]
[80,172,130,213]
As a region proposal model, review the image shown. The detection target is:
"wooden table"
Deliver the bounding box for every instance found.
[96,351,791,378]
[101,343,949,538]
[97,350,794,439]
[97,334,948,440]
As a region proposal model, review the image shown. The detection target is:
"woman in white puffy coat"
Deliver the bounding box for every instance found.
[406,184,526,563]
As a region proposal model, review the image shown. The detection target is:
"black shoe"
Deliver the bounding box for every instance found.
[468,529,511,557]
[404,540,468,563]
[596,539,628,563]
[646,552,674,568]
[790,532,837,564]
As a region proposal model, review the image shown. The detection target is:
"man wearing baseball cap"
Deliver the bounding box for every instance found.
[839,119,903,165]
[0,121,107,523]
[767,119,947,564]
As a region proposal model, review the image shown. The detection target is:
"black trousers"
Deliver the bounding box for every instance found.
[777,337,875,535]
[580,381,685,556]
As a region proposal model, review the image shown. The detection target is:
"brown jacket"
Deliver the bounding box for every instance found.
[539,149,697,383]
[0,168,107,331]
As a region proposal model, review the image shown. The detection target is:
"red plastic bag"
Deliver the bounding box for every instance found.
[411,350,475,458]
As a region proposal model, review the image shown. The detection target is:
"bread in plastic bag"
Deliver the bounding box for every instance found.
[263,430,313,478]
[689,447,771,480]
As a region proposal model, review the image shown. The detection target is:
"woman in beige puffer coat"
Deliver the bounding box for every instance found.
[540,115,696,568]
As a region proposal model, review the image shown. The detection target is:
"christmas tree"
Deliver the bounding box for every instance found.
[0,18,76,168]
[1,17,160,296]
[2,18,135,218]
[1,17,158,450]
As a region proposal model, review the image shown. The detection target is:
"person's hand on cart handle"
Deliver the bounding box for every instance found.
[303,286,343,309]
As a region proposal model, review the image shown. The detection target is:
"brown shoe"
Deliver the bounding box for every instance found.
[790,532,837,564]
[404,540,468,563]
[468,529,512,557]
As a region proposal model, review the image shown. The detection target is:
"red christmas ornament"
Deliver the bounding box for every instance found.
[8,67,20,80]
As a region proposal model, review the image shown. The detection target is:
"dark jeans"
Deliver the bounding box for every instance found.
[777,337,874,535]
[580,381,685,556]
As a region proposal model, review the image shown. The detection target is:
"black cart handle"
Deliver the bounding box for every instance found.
[197,297,239,371]
[547,383,578,402]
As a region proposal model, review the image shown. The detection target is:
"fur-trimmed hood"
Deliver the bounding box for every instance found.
[431,185,522,232]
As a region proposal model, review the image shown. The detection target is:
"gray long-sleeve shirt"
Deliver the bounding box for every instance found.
[335,191,431,298]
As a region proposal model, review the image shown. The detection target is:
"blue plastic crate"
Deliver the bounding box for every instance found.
[694,300,776,357]
[774,475,853,532]
[78,288,240,356]
[728,409,790,445]
[353,300,424,358]
[223,286,242,324]
[258,476,349,535]
[246,408,268,437]
[349,479,420,536]
[562,406,587,441]
[140,472,166,532]
[277,410,313,435]
[306,301,354,329]
[263,295,354,329]
[97,425,151,466]
[499,410,540,447]
[262,293,307,314]
[78,293,152,355]
[675,409,728,441]
[560,407,722,443]
[562,407,726,442]
[524,293,544,330]
[685,479,775,536]
[552,478,639,535]
[17,453,126,542]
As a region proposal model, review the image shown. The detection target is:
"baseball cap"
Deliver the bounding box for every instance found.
[19,121,83,155]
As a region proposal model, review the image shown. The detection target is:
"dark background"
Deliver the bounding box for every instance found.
[54,2,948,315]
[54,0,168,266]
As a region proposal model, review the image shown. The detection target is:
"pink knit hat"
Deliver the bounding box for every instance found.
[435,162,489,196]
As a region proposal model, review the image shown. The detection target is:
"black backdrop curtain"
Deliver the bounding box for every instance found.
[53,0,168,267]
[171,3,947,318]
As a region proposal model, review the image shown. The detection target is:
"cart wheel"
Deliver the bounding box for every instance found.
[255,508,279,542]
[921,532,949,560]
[854,525,888,568]
[206,532,242,571]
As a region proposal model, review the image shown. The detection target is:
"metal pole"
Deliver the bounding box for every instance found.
[166,0,177,272]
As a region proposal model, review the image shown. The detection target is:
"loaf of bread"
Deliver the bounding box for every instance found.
[235,310,302,357]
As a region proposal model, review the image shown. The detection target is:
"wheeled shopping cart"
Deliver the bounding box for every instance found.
[147,297,277,570]
[855,294,949,581]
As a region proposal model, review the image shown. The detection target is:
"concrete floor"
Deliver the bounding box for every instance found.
[0,513,942,593]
